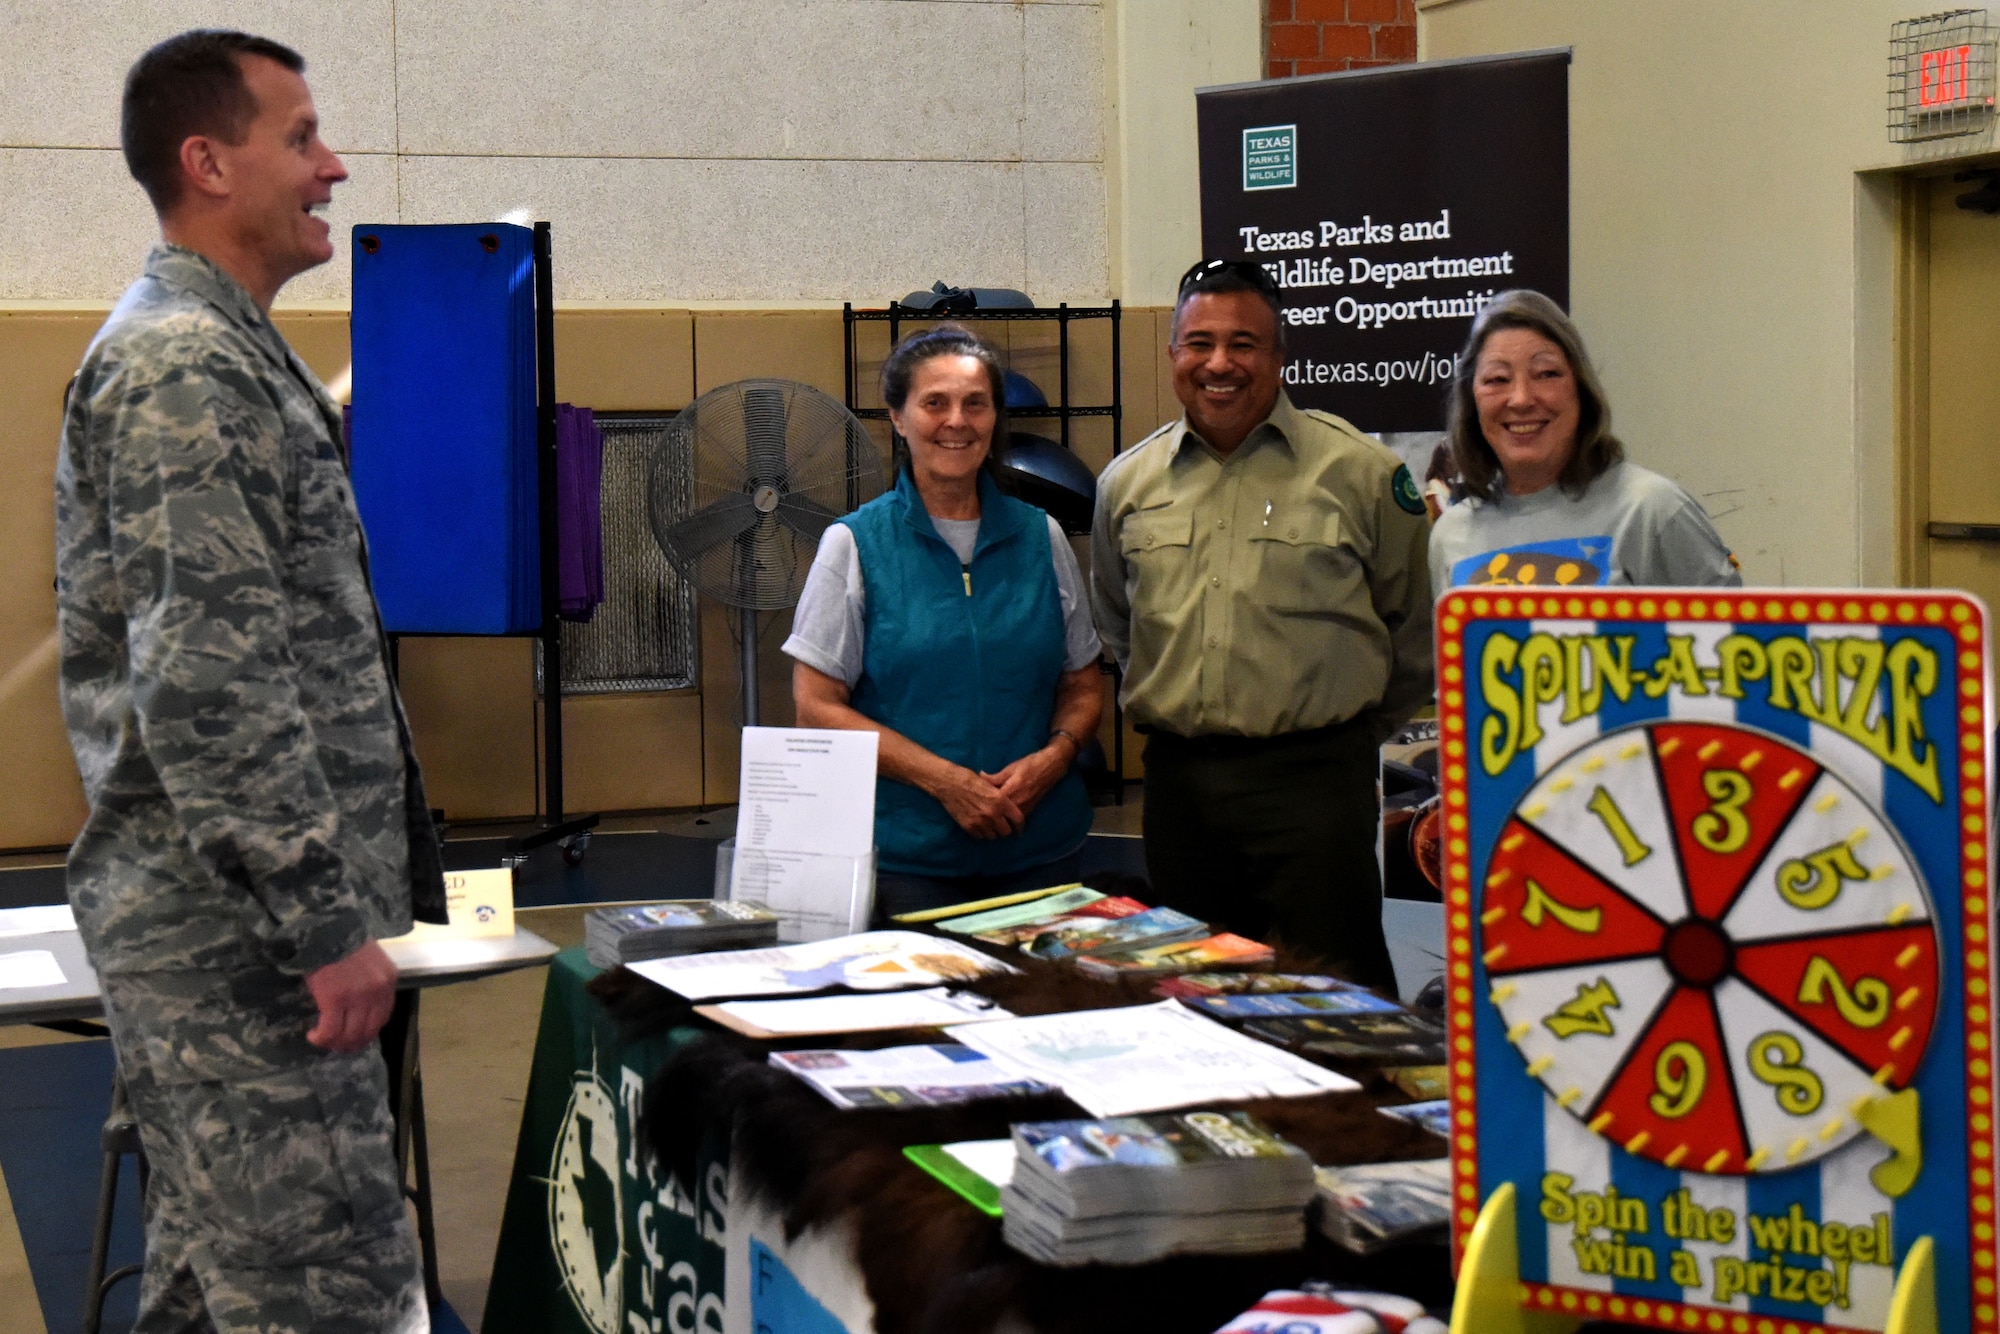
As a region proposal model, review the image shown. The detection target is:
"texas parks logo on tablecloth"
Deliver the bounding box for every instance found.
[549,1068,624,1334]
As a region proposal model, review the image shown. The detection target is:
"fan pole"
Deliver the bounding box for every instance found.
[740,609,760,729]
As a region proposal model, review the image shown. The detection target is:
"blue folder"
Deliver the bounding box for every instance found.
[349,223,541,634]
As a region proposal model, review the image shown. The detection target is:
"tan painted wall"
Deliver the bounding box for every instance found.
[1418,0,2000,588]
[0,304,1174,848]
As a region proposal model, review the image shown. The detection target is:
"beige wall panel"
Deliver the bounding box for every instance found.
[1026,4,1108,163]
[694,311,846,397]
[271,311,352,383]
[556,311,695,411]
[0,313,101,846]
[549,692,706,814]
[396,156,1042,305]
[0,148,396,303]
[395,637,538,821]
[0,3,399,152]
[1025,162,1112,301]
[1419,0,2000,587]
[394,0,1031,161]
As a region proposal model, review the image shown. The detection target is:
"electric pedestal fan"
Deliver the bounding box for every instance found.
[647,380,886,725]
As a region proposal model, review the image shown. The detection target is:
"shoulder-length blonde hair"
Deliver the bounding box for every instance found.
[1446,289,1622,499]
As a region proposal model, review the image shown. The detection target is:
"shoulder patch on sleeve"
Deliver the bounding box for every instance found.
[1391,463,1425,516]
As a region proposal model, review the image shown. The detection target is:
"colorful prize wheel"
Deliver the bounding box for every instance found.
[1482,720,1941,1175]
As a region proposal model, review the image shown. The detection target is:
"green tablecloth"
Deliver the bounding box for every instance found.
[485,948,727,1334]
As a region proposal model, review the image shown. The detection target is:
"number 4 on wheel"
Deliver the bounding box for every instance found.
[1434,588,1995,1334]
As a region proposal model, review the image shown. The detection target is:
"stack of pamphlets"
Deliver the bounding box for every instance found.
[933,885,1146,948]
[1243,1011,1448,1066]
[1000,1112,1318,1265]
[627,930,1011,1000]
[1075,932,1274,979]
[1153,973,1358,1001]
[583,900,779,968]
[1377,1100,1450,1137]
[1384,1066,1448,1100]
[768,1043,1054,1110]
[1213,1287,1447,1334]
[1311,1159,1453,1253]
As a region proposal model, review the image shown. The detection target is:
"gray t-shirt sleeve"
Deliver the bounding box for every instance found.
[781,523,866,686]
[1640,491,1743,587]
[780,516,1103,686]
[1050,515,1104,672]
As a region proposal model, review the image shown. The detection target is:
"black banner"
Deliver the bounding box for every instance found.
[1196,51,1569,432]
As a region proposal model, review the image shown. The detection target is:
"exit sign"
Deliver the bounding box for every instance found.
[1890,10,1998,141]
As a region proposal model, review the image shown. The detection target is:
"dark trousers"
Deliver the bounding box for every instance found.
[1140,718,1397,991]
[871,849,1087,925]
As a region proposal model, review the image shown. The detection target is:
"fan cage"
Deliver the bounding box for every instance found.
[1889,9,1999,142]
[536,412,699,695]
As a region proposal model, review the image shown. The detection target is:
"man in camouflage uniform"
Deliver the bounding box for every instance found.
[55,31,446,1333]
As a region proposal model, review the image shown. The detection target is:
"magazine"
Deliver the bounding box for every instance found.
[1312,1160,1453,1253]
[977,897,1149,950]
[1377,1100,1451,1138]
[1075,932,1275,978]
[626,930,1011,1000]
[1022,906,1208,961]
[1153,972,1359,1000]
[769,1043,1054,1110]
[1183,990,1404,1020]
[1243,1012,1447,1065]
[932,885,1104,937]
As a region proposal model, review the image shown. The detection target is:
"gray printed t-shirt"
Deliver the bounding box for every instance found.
[1427,460,1741,594]
[784,513,1101,687]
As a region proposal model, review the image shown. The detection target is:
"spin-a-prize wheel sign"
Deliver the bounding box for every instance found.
[1436,589,1997,1334]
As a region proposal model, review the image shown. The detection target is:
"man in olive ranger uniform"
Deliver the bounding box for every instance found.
[1091,261,1433,991]
[55,31,445,1332]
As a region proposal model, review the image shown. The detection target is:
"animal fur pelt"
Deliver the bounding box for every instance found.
[584,888,1452,1334]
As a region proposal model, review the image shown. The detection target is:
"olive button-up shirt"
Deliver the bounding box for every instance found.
[1089,392,1433,740]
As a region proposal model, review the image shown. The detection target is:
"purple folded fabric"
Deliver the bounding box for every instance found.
[555,404,605,621]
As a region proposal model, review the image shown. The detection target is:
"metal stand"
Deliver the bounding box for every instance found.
[507,221,598,866]
[740,609,761,729]
[382,990,442,1312]
[82,1078,146,1334]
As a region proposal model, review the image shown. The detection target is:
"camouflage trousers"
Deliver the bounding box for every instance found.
[99,967,427,1334]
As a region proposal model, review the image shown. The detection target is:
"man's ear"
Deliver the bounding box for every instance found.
[175,134,230,203]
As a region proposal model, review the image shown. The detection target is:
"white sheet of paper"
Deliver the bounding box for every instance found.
[946,1000,1359,1118]
[0,949,67,989]
[0,905,76,938]
[628,930,1009,1001]
[735,727,877,858]
[942,1138,1018,1189]
[702,988,1014,1036]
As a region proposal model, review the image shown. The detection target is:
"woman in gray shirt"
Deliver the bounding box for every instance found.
[1428,290,1740,592]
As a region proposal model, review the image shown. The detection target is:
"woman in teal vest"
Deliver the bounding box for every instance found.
[785,326,1102,920]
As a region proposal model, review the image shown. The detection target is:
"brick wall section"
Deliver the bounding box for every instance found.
[1266,0,1418,78]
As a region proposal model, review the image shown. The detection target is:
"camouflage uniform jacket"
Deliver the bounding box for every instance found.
[56,244,447,979]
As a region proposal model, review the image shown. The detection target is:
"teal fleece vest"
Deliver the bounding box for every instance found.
[845,470,1092,876]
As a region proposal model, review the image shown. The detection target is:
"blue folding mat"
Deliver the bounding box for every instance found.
[349,223,541,634]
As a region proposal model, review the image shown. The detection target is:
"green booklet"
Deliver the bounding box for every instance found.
[903,1139,1014,1218]
[933,885,1101,937]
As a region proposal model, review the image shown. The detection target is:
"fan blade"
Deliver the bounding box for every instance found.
[772,492,840,544]
[662,493,758,559]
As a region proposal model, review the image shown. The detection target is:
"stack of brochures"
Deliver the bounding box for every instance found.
[1000,1112,1318,1265]
[583,900,780,968]
[1311,1159,1453,1254]
[927,885,1273,978]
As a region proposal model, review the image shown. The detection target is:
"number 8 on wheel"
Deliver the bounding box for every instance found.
[1436,588,1995,1334]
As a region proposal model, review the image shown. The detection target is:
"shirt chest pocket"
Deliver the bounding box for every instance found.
[1119,509,1196,611]
[1248,507,1357,613]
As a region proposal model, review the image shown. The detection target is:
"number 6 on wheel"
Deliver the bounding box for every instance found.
[1437,588,1995,1334]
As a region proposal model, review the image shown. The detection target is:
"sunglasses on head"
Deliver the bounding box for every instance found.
[1177,258,1281,297]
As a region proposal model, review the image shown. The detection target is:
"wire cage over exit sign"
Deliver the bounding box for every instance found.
[1890,9,1999,141]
